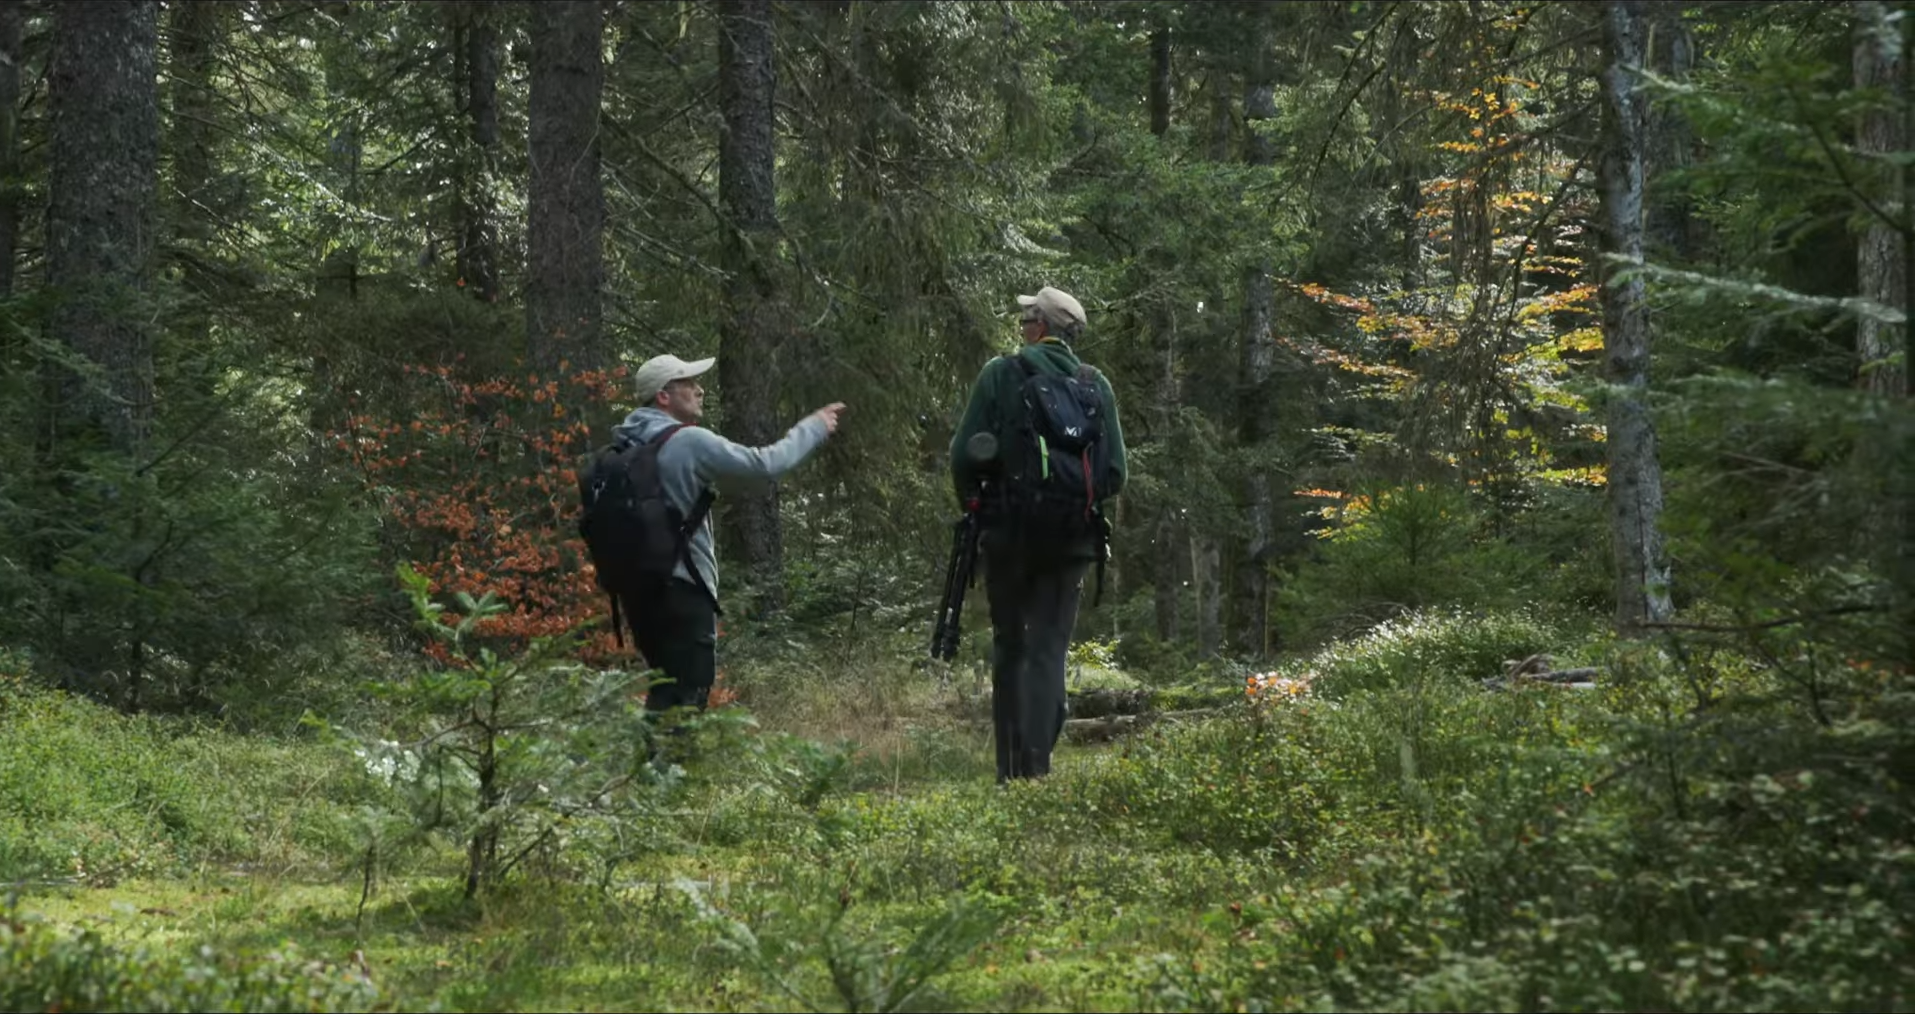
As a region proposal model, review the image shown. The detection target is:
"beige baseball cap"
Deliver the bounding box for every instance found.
[633,353,716,404]
[1016,286,1087,330]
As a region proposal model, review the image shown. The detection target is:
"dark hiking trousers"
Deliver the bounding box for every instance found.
[621,577,717,714]
[983,539,1091,782]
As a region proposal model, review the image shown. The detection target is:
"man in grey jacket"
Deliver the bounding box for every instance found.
[613,352,844,714]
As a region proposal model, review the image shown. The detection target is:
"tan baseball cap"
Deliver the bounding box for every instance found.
[633,353,716,404]
[1016,286,1087,330]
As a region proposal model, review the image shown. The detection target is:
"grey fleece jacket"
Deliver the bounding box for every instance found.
[612,406,830,598]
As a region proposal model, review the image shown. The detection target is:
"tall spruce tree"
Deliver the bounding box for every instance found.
[716,0,785,612]
[527,0,605,376]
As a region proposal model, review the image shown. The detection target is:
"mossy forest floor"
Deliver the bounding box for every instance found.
[6,612,1913,1012]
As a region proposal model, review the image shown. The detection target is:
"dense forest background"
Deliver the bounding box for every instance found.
[1,1,1912,1011]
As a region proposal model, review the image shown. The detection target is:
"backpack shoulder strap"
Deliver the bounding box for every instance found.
[677,487,722,615]
[684,486,716,532]
[1009,351,1039,378]
[651,423,689,447]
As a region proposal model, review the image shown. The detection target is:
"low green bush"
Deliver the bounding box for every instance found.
[1302,607,1578,699]
[1136,650,1915,1012]
[0,906,377,1013]
[0,682,369,884]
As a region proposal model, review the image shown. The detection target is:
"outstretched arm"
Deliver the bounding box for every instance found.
[684,404,842,492]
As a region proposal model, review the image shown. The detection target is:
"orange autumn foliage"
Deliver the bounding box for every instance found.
[335,363,637,667]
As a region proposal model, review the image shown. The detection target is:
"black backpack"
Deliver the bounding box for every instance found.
[576,425,715,645]
[998,353,1113,538]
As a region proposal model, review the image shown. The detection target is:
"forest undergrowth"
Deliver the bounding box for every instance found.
[4,602,1910,1013]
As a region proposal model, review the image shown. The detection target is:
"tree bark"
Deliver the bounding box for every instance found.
[717,0,786,612]
[0,1,21,299]
[1385,14,1423,290]
[459,3,500,302]
[1189,65,1231,661]
[47,0,161,702]
[1234,23,1277,656]
[1149,26,1171,138]
[1598,0,1674,635]
[1153,300,1182,644]
[1855,0,1906,397]
[1207,69,1232,162]
[1853,1,1915,666]
[1645,4,1695,261]
[1153,514,1182,642]
[1147,23,1181,644]
[48,0,160,454]
[167,0,223,357]
[526,0,605,377]
[1193,536,1222,658]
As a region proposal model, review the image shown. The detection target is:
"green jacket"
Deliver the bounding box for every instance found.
[949,338,1128,503]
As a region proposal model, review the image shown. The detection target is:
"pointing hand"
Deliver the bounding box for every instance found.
[813,402,846,434]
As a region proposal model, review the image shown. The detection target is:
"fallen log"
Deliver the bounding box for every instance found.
[1062,707,1225,744]
[1066,687,1154,719]
[1524,667,1599,684]
[1480,667,1600,692]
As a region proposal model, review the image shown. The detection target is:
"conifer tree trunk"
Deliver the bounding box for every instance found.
[526,0,604,376]
[1853,1,1915,665]
[1598,0,1674,635]
[459,4,500,303]
[0,1,21,299]
[717,0,786,612]
[1645,5,1696,261]
[1384,15,1423,290]
[1855,0,1906,397]
[1191,71,1232,661]
[49,0,159,454]
[1149,25,1172,138]
[1193,538,1222,659]
[167,0,223,356]
[1152,300,1182,645]
[1148,22,1182,645]
[1234,23,1277,656]
[47,0,160,701]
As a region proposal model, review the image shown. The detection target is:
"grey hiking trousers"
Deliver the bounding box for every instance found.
[983,539,1091,781]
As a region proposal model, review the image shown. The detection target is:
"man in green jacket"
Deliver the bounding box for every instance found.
[950,285,1127,781]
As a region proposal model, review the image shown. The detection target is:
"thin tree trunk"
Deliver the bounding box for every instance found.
[0,1,21,299]
[1152,300,1182,644]
[526,0,605,377]
[1860,0,1915,668]
[717,0,786,613]
[1645,5,1695,261]
[1207,70,1232,162]
[1900,0,1915,673]
[1147,23,1182,645]
[1234,23,1277,657]
[460,4,500,302]
[1149,26,1171,138]
[168,0,222,357]
[1153,519,1182,642]
[1856,0,1906,396]
[1188,67,1231,661]
[1385,14,1423,290]
[1598,0,1674,635]
[1193,537,1222,659]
